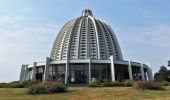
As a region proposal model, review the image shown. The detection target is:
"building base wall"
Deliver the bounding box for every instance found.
[20,58,153,84]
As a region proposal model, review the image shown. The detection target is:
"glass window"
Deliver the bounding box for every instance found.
[48,65,66,81]
[75,65,84,70]
[70,65,74,70]
[58,66,65,72]
[68,64,88,84]
[91,64,111,82]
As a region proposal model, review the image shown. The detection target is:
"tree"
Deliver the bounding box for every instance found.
[168,60,170,67]
[154,66,168,81]
[167,70,170,81]
[154,72,160,80]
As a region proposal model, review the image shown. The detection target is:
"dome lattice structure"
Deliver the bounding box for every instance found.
[50,9,123,61]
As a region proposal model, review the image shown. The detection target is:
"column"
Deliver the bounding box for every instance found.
[23,65,28,81]
[140,62,145,81]
[128,60,133,80]
[32,62,37,80]
[43,57,50,81]
[20,64,28,81]
[145,71,149,81]
[147,65,153,81]
[65,58,68,84]
[89,58,91,83]
[110,55,115,81]
[19,65,25,81]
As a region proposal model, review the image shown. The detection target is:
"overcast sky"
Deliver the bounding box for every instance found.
[0,0,170,82]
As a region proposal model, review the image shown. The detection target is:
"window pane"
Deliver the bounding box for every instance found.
[58,66,64,72]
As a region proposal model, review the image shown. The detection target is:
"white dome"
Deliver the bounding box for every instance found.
[50,9,123,61]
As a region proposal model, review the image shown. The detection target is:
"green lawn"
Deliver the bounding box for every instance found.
[0,86,170,100]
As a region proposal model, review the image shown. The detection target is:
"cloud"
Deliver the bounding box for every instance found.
[0,16,24,26]
[0,15,59,82]
[117,24,170,48]
[115,24,170,74]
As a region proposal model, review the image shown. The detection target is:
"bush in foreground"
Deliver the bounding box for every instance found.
[88,80,101,87]
[0,83,8,88]
[21,80,38,88]
[159,81,170,86]
[133,81,163,90]
[124,80,134,87]
[0,80,38,88]
[8,81,24,88]
[0,81,24,88]
[89,79,134,87]
[27,80,67,95]
[90,79,134,87]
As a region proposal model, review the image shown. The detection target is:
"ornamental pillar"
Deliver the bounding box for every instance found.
[43,57,50,81]
[110,55,115,81]
[128,60,133,80]
[89,58,91,83]
[32,62,37,80]
[140,62,145,81]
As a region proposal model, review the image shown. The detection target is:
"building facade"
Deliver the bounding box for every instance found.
[19,9,153,84]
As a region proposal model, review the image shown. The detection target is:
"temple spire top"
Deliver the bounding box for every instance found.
[82,9,93,16]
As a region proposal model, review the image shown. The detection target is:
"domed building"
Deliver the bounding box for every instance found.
[19,9,153,84]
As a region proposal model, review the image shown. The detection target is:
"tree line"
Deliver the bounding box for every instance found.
[154,60,170,81]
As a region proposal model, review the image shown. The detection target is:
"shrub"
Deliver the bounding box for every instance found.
[89,80,101,87]
[0,83,8,88]
[27,84,46,94]
[47,82,66,93]
[27,80,67,95]
[133,81,163,90]
[56,83,67,92]
[101,81,123,87]
[8,81,24,88]
[21,80,38,87]
[111,81,123,87]
[124,80,134,87]
[0,81,25,88]
[160,81,170,86]
[0,80,37,88]
[0,80,39,88]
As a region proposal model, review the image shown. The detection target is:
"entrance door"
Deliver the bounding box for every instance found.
[69,64,89,84]
[75,71,87,83]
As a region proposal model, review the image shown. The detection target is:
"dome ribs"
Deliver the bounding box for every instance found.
[50,10,123,61]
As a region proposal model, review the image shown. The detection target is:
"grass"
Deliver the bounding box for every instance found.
[0,86,170,100]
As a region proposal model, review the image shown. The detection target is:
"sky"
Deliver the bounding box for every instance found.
[0,0,170,82]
